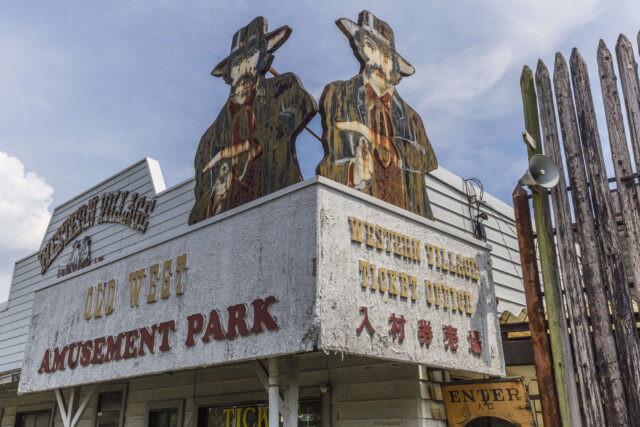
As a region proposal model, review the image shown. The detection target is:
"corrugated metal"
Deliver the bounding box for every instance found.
[0,162,525,375]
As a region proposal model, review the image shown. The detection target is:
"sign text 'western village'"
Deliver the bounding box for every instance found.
[38,190,156,274]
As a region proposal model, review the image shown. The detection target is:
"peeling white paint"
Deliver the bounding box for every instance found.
[19,178,503,394]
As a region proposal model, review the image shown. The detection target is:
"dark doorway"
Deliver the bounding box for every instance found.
[465,416,517,427]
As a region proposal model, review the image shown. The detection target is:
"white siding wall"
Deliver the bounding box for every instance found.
[427,168,524,314]
[0,353,450,427]
[0,159,192,374]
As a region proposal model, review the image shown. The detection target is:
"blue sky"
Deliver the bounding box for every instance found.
[1,0,639,300]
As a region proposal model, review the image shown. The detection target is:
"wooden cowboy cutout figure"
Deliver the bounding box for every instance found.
[316,11,438,219]
[189,17,317,224]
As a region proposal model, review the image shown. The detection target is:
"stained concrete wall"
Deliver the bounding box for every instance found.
[1,161,523,379]
[19,178,503,393]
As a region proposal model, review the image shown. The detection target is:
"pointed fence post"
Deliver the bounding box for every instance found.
[520,65,581,427]
[553,52,630,425]
[535,60,605,427]
[599,40,640,297]
[512,186,562,427]
[570,47,640,425]
[616,34,640,175]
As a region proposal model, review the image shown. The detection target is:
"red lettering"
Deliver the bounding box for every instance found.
[157,320,176,351]
[123,329,139,359]
[36,319,178,375]
[251,296,278,333]
[226,304,249,339]
[105,333,124,362]
[80,341,93,367]
[202,310,225,342]
[185,313,204,346]
[38,349,51,374]
[91,337,106,364]
[138,325,158,356]
[52,346,68,372]
[67,342,81,369]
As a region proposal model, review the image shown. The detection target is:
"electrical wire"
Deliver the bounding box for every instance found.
[462,178,523,283]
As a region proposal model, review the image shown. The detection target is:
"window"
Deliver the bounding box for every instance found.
[148,408,178,427]
[146,400,184,427]
[14,410,51,427]
[96,390,124,427]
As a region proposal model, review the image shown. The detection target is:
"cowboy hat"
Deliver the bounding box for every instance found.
[212,16,291,77]
[336,10,415,77]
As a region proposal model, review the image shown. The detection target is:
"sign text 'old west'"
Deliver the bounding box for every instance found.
[36,252,279,375]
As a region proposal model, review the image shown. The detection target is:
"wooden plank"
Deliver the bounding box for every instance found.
[570,48,640,425]
[616,34,640,173]
[512,186,561,426]
[599,40,640,298]
[501,339,534,366]
[554,52,630,425]
[316,12,437,220]
[535,60,606,426]
[190,18,317,225]
[520,66,579,427]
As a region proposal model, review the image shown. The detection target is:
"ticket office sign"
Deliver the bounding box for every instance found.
[316,188,504,377]
[198,401,321,427]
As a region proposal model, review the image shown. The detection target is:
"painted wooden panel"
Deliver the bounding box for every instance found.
[316,10,438,220]
[189,16,317,224]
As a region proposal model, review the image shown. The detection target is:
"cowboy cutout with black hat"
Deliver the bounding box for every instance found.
[316,10,438,219]
[189,17,317,224]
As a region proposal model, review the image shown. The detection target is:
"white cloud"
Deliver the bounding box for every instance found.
[0,270,11,302]
[405,0,605,112]
[0,151,53,251]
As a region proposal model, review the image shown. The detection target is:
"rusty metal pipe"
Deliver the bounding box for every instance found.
[513,185,562,426]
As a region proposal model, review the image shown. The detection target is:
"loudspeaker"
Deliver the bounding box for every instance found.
[519,154,560,188]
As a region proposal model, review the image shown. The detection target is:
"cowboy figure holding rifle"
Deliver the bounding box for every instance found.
[190,16,317,224]
[316,10,438,219]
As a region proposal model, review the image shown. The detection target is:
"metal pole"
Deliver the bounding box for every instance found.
[320,383,332,427]
[513,185,562,426]
[268,358,280,427]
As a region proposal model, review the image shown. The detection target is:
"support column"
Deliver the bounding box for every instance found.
[54,386,96,427]
[513,186,562,426]
[320,383,331,427]
[268,358,280,427]
[283,356,299,427]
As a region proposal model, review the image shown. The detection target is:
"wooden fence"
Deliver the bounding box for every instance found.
[517,32,640,426]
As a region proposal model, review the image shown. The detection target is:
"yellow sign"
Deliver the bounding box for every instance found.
[442,378,536,426]
[199,401,321,427]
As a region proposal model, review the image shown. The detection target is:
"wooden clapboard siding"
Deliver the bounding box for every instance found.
[0,158,186,374]
[0,353,450,426]
[0,160,524,377]
[428,168,525,315]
